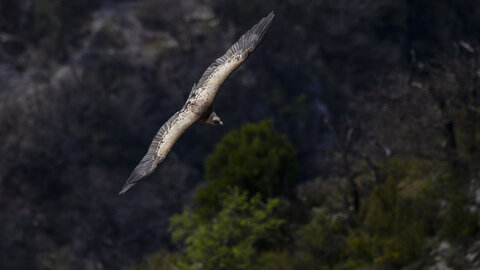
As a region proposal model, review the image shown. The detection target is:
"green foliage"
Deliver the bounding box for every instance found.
[131,149,480,270]
[195,120,298,215]
[252,157,454,270]
[130,250,184,270]
[338,156,480,269]
[344,158,445,268]
[378,156,446,187]
[254,250,295,270]
[169,188,284,270]
[441,196,479,243]
[130,121,295,270]
[294,210,348,270]
[344,231,380,268]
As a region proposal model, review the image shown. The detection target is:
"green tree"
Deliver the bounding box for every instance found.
[195,120,298,215]
[344,157,444,268]
[294,210,348,270]
[169,188,284,270]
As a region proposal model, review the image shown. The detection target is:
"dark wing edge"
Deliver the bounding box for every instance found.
[195,11,275,88]
[118,111,180,194]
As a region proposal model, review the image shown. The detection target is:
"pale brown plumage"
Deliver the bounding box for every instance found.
[119,11,274,194]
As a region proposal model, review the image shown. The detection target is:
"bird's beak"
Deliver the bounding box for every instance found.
[219,120,224,126]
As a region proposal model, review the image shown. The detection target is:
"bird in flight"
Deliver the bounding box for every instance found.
[119,11,275,194]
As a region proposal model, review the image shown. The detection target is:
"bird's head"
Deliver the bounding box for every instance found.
[206,111,224,126]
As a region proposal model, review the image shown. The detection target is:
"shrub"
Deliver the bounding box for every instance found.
[169,188,284,270]
[195,120,298,216]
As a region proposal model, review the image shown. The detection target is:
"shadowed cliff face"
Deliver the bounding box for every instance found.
[1,0,480,269]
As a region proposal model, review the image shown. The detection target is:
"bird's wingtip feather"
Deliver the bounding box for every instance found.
[118,185,130,195]
[118,176,138,195]
[118,154,158,195]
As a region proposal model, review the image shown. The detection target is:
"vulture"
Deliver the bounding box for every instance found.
[119,11,274,194]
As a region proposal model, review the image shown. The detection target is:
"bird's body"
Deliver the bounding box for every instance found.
[119,12,275,194]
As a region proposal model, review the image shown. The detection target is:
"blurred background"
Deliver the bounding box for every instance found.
[1,0,480,269]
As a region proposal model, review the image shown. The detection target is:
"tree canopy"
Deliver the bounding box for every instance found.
[195,120,298,216]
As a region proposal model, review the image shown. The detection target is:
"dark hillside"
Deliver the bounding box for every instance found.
[1,0,480,269]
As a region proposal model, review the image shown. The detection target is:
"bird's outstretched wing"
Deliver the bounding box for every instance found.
[189,11,275,100]
[120,12,274,194]
[119,108,197,194]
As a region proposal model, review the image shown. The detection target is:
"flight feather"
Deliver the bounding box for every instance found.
[119,110,194,194]
[192,11,274,98]
[120,11,274,194]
